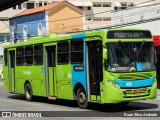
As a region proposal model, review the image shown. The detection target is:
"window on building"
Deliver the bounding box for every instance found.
[23,3,26,8]
[7,35,10,42]
[39,1,42,7]
[87,6,91,10]
[57,41,69,64]
[38,23,43,36]
[27,3,34,9]
[78,6,83,10]
[18,4,22,9]
[93,2,102,7]
[13,5,16,9]
[103,2,111,7]
[34,44,43,65]
[93,17,102,21]
[86,17,92,21]
[23,25,28,33]
[44,1,48,6]
[127,2,134,7]
[114,7,118,10]
[0,36,4,42]
[23,25,28,41]
[25,45,33,65]
[16,47,24,66]
[70,39,83,64]
[120,2,127,9]
[103,17,111,21]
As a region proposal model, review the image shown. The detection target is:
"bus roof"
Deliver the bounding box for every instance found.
[3,28,151,49]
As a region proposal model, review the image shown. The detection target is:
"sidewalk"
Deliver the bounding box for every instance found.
[157,89,160,96]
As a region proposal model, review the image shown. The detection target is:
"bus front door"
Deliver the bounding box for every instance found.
[8,50,15,92]
[45,46,57,97]
[87,41,102,101]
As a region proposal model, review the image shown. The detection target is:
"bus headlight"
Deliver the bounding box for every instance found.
[108,80,120,89]
[108,80,113,85]
[114,83,120,88]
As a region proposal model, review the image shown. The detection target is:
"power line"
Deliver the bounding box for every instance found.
[9,0,155,25]
[7,0,159,33]
[45,0,157,22]
[4,0,159,39]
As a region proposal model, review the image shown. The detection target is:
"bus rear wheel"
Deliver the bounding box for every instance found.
[77,87,88,109]
[24,83,33,101]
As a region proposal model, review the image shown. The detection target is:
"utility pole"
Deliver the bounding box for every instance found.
[13,22,17,43]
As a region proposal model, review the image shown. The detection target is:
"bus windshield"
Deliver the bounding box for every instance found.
[106,42,155,72]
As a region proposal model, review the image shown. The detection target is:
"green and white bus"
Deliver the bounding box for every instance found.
[3,28,157,108]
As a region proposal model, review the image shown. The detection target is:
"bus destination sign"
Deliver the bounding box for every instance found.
[107,30,152,39]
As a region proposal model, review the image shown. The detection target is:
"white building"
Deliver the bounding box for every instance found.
[0,0,155,34]
[111,3,160,35]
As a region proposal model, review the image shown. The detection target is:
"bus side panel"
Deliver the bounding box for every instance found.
[3,66,9,92]
[3,49,9,92]
[71,34,87,93]
[56,65,73,100]
[15,66,46,96]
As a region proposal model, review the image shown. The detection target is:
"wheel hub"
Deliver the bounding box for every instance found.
[79,92,86,103]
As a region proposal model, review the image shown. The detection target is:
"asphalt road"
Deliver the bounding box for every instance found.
[0,81,160,120]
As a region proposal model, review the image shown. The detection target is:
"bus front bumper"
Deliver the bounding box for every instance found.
[101,81,157,104]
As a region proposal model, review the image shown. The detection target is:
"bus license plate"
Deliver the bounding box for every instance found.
[133,89,142,94]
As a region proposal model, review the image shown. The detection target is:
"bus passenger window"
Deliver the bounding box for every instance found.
[70,40,83,64]
[4,49,7,66]
[57,41,69,64]
[25,45,33,65]
[16,47,24,66]
[34,44,43,65]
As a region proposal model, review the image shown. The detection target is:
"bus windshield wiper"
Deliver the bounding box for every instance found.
[118,40,129,56]
[137,40,145,54]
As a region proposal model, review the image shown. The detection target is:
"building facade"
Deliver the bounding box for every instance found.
[9,1,83,43]
[111,3,160,35]
[1,0,156,40]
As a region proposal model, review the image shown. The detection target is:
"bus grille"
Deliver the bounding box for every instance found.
[118,73,152,80]
[123,87,150,98]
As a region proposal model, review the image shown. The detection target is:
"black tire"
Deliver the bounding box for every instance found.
[77,87,88,109]
[24,83,33,101]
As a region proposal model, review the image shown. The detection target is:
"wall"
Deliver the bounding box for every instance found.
[48,4,83,33]
[111,3,160,35]
[9,11,46,43]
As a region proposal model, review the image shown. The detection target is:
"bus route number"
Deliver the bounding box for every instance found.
[74,66,84,71]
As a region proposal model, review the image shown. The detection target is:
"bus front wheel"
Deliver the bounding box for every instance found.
[77,87,88,109]
[24,83,33,101]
